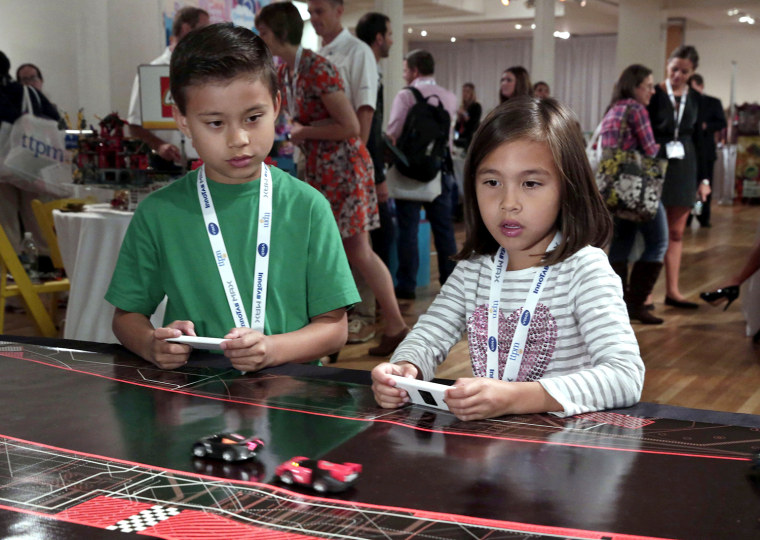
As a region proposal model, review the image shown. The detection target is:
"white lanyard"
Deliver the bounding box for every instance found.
[486,232,561,382]
[284,46,303,120]
[665,79,687,141]
[197,164,272,333]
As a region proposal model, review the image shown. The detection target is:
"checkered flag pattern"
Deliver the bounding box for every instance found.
[106,504,181,532]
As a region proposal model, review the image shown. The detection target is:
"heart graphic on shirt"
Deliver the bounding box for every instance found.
[467,304,557,381]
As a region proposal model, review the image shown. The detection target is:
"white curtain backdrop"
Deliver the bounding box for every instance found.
[410,34,618,133]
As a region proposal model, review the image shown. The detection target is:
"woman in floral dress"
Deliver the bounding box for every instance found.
[256,3,409,353]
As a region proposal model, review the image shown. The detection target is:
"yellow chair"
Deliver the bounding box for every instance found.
[0,222,70,336]
[31,197,95,273]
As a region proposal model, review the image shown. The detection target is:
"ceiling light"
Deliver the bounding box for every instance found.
[421,30,428,37]
[515,23,522,29]
[739,15,756,24]
[501,0,510,5]
[728,9,740,16]
[407,27,413,33]
[531,23,536,29]
[554,31,570,39]
[450,37,457,42]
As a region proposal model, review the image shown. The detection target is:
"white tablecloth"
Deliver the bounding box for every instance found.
[53,204,165,343]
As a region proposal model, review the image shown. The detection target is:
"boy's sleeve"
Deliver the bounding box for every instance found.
[105,206,166,317]
[538,251,645,417]
[305,195,360,318]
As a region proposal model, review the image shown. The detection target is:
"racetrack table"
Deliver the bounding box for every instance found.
[0,335,758,539]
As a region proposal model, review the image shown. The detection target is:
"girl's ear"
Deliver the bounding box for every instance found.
[173,105,192,139]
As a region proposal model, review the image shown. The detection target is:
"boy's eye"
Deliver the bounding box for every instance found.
[207,120,222,128]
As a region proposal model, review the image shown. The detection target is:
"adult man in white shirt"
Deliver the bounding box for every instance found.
[126,6,209,166]
[307,0,377,144]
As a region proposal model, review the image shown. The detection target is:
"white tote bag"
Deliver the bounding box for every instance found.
[586,120,604,175]
[3,86,72,196]
[386,165,442,202]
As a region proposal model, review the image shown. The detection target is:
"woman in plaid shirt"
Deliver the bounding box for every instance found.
[600,64,664,325]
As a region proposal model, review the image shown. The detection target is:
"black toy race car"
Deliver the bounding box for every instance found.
[192,432,265,462]
[275,456,362,493]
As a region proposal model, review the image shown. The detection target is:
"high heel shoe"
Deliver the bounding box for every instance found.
[700,285,740,311]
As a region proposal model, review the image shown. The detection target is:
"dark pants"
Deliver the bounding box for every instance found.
[394,173,457,294]
[370,199,394,267]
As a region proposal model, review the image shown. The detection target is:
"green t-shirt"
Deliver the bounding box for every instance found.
[106,167,359,339]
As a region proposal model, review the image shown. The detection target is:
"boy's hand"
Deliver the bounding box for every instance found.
[151,320,196,370]
[371,361,419,409]
[221,328,276,372]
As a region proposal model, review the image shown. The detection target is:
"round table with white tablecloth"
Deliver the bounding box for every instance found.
[53,204,165,343]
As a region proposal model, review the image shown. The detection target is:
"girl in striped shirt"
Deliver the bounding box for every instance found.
[372,97,644,420]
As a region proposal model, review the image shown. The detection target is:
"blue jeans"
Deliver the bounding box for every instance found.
[394,173,457,293]
[608,201,669,263]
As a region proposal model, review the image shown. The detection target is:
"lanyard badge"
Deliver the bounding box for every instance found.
[665,79,686,160]
[486,231,561,382]
[197,164,272,333]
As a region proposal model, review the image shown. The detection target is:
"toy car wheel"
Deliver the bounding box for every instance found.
[279,471,294,484]
[222,449,237,462]
[313,479,328,493]
[192,444,207,458]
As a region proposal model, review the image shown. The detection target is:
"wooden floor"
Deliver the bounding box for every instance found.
[4,202,760,415]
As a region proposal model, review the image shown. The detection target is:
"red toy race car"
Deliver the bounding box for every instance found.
[192,432,265,462]
[275,457,362,493]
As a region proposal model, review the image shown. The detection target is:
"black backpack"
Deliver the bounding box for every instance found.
[393,86,450,182]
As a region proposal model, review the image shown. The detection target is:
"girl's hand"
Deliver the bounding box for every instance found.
[221,328,277,372]
[445,378,513,421]
[371,361,419,409]
[152,320,195,370]
[446,379,563,421]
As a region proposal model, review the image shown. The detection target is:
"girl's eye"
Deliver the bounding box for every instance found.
[482,179,499,187]
[247,114,262,123]
[523,180,541,189]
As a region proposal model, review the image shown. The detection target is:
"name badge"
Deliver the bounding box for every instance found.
[666,141,685,160]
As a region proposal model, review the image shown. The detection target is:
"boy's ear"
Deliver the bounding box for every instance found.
[273,90,282,118]
[172,105,192,139]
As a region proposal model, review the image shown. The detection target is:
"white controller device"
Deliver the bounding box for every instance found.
[389,374,451,411]
[165,336,227,350]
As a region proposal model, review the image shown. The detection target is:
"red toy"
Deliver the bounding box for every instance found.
[275,457,362,493]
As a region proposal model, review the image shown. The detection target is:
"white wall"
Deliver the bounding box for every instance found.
[685,26,760,109]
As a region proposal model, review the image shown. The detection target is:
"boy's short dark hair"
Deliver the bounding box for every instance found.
[455,96,612,265]
[170,23,278,115]
[405,49,434,76]
[356,12,389,47]
[255,2,304,46]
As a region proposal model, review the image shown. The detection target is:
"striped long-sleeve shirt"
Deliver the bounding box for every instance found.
[390,246,644,417]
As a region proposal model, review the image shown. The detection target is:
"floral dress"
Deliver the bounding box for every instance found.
[279,48,378,238]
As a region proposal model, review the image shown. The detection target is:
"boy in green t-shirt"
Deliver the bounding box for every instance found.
[106,23,359,371]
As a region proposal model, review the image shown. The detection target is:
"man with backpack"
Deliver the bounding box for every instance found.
[386,49,457,300]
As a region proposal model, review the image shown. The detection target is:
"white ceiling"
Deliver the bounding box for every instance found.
[341,0,760,42]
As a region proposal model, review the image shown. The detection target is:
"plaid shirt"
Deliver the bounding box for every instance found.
[600,99,659,157]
